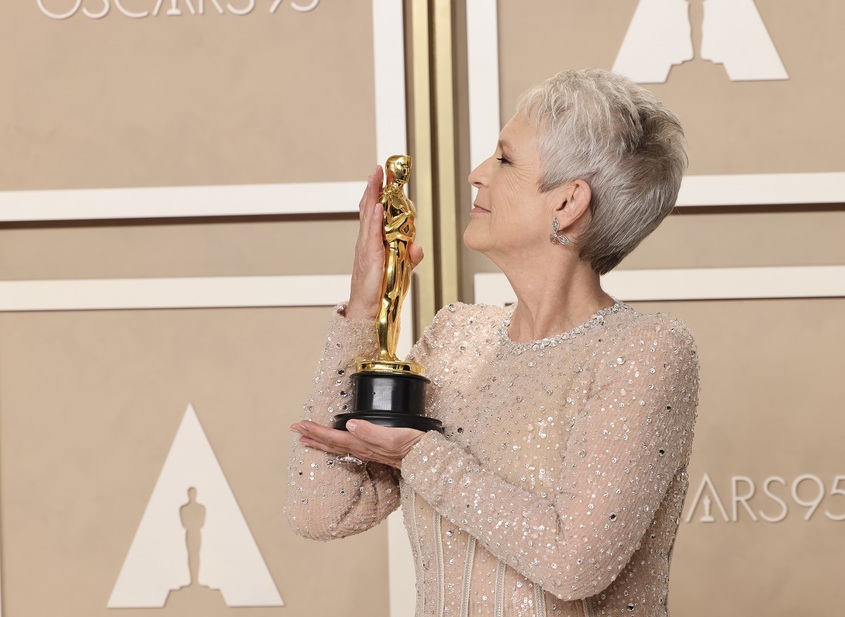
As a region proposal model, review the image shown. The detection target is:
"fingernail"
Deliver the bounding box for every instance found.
[347,421,358,433]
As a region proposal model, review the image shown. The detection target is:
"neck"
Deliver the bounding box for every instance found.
[498,255,615,343]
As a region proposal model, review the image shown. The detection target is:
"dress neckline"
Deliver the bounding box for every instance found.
[499,301,629,352]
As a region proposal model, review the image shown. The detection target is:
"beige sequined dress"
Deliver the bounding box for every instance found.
[286,301,699,616]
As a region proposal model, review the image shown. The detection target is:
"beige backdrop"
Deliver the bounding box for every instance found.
[641,298,845,614]
[496,0,845,175]
[0,1,376,190]
[460,2,845,616]
[0,306,389,616]
[0,1,393,616]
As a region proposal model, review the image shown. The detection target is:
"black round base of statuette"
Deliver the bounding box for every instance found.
[332,370,443,433]
[332,410,444,432]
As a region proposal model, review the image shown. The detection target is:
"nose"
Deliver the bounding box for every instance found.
[468,159,487,188]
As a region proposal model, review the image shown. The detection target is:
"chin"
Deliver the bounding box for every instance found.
[463,225,484,253]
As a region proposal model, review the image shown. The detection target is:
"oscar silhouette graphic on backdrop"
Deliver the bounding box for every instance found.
[165,487,226,609]
[613,0,787,83]
[181,488,206,588]
[108,404,284,609]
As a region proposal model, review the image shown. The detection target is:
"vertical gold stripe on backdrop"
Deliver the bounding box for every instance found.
[410,0,461,332]
[409,0,437,332]
[432,0,460,309]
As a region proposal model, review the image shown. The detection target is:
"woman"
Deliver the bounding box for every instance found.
[287,68,699,616]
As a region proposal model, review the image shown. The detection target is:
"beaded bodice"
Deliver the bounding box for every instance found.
[287,302,699,616]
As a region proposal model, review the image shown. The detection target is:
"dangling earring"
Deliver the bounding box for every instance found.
[550,218,570,245]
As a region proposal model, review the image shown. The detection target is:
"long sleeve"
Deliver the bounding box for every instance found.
[400,314,698,601]
[285,308,401,540]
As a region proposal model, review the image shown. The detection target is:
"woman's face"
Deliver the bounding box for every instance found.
[465,113,559,261]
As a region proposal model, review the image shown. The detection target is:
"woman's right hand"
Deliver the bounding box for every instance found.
[345,166,424,320]
[346,167,387,320]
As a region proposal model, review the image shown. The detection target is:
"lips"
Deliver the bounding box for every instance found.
[471,203,490,214]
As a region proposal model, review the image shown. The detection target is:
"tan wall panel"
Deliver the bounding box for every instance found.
[496,0,845,175]
[0,306,389,616]
[462,209,845,298]
[620,210,845,270]
[0,219,360,280]
[0,1,405,615]
[633,298,845,616]
[0,2,376,190]
[456,1,845,297]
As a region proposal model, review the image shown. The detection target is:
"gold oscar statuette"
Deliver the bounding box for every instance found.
[333,155,442,432]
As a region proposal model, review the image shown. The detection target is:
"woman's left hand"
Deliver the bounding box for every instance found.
[291,419,426,469]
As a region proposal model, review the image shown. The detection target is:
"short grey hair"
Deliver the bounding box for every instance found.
[517,68,687,275]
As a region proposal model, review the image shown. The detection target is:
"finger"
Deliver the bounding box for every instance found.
[354,180,379,253]
[296,420,374,453]
[358,166,382,214]
[408,242,424,269]
[358,189,379,233]
[298,435,339,455]
[355,180,384,261]
[291,421,325,438]
[299,419,377,448]
[365,201,384,244]
[347,420,425,452]
[297,432,355,458]
[296,423,383,463]
[296,419,348,441]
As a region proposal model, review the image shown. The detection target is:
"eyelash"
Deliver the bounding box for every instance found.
[496,156,510,164]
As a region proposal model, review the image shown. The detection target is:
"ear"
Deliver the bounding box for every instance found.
[553,180,592,229]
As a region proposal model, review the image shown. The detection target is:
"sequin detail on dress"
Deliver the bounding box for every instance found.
[499,301,631,352]
[286,302,699,617]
